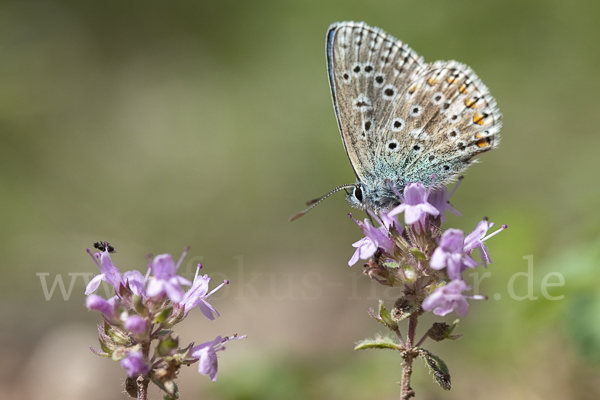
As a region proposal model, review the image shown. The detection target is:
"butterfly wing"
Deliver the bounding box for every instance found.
[327,21,501,193]
[375,60,502,188]
[327,21,426,187]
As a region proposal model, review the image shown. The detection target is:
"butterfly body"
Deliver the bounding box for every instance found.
[326,22,502,214]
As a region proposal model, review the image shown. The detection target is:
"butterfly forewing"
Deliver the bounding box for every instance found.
[327,22,426,185]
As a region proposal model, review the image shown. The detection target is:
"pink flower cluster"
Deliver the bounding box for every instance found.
[85,244,244,389]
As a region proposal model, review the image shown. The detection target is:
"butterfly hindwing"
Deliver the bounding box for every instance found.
[377,60,502,186]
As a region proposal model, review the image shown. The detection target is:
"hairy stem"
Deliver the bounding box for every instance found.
[400,352,416,400]
[400,313,419,400]
[407,313,418,348]
[394,326,407,348]
[136,340,151,400]
[136,375,150,400]
[415,328,431,348]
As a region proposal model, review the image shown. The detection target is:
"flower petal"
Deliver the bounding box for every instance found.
[85,274,105,295]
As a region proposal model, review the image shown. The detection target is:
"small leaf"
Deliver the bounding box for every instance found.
[99,339,113,355]
[418,348,451,390]
[163,305,186,328]
[428,321,461,342]
[162,382,179,399]
[410,248,427,260]
[367,300,400,332]
[132,295,146,316]
[392,297,413,322]
[354,335,402,351]
[154,307,173,323]
[107,325,132,346]
[157,334,179,357]
[445,319,462,340]
[89,346,110,357]
[151,375,178,398]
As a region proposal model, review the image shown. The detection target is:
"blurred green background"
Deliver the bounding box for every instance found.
[2,0,600,399]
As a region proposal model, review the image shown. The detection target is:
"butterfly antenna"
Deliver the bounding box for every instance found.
[289,184,355,222]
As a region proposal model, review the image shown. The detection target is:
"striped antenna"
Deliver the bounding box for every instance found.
[289,184,355,221]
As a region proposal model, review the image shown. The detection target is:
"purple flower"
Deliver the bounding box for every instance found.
[180,265,228,320]
[146,251,192,303]
[348,215,395,266]
[374,209,403,236]
[120,351,150,377]
[191,334,245,381]
[428,183,461,222]
[464,219,507,266]
[430,229,477,280]
[388,182,439,230]
[191,335,226,381]
[422,280,480,317]
[123,270,146,297]
[125,315,148,337]
[85,249,124,295]
[86,294,117,319]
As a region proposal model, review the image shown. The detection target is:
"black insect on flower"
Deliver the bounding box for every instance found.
[93,241,116,253]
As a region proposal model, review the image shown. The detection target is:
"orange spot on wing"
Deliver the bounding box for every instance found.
[473,113,485,125]
[465,98,476,108]
[459,84,467,93]
[475,133,482,139]
[409,85,417,94]
[427,77,437,86]
[477,139,487,148]
[447,77,455,84]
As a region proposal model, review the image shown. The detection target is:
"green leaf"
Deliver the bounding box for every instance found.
[106,325,132,346]
[409,248,427,260]
[354,335,402,351]
[154,307,173,324]
[445,319,462,340]
[367,300,400,331]
[418,348,451,390]
[133,295,147,316]
[151,375,179,398]
[157,334,179,357]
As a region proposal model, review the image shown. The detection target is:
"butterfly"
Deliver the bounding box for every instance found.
[291,22,501,221]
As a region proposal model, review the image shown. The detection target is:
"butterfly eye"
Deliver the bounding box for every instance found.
[354,186,363,203]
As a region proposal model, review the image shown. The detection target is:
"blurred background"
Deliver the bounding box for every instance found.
[2,0,600,399]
